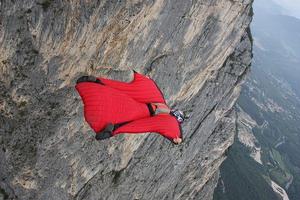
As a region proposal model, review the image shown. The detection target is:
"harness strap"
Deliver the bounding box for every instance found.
[147,103,155,116]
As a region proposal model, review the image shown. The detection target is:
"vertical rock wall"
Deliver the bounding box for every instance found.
[0,0,253,199]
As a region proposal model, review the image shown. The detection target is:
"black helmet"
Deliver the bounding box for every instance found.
[171,110,185,123]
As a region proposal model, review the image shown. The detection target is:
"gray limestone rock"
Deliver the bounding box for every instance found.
[0,0,253,199]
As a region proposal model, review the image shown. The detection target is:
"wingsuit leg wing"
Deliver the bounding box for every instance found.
[75,82,150,133]
[112,115,182,142]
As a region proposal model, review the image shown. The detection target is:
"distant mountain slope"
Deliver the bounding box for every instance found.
[214,0,300,200]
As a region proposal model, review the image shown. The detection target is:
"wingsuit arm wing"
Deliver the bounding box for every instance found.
[98,71,166,104]
[112,115,182,142]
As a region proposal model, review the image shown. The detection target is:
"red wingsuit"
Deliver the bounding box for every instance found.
[75,71,182,141]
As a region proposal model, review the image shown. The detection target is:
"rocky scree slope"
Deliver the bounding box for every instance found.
[0,0,253,199]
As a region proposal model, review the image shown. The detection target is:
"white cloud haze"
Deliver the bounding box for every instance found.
[274,0,300,19]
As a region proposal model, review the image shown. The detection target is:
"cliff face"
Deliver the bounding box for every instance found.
[0,0,253,199]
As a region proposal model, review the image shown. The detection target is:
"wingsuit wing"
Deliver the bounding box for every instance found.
[112,114,182,141]
[98,71,166,104]
[75,82,150,132]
